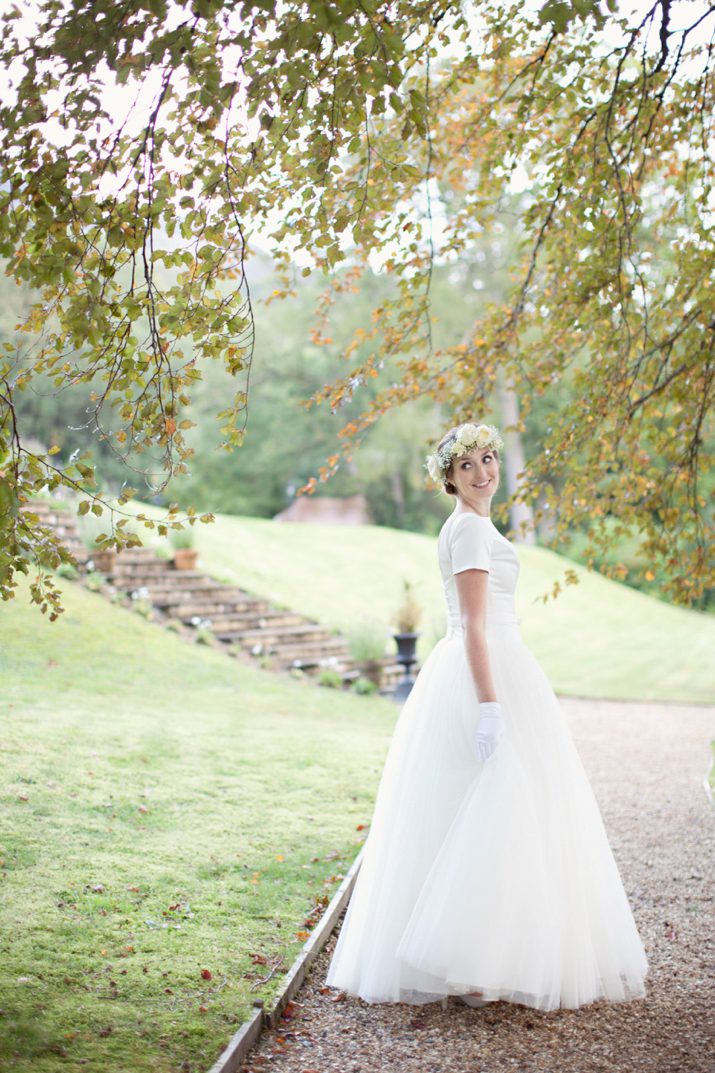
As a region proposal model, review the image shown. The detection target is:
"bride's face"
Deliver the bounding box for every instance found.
[449,447,500,505]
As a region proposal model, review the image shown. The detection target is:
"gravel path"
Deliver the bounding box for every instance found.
[240,698,715,1073]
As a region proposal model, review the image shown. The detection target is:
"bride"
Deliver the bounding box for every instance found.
[327,422,647,1010]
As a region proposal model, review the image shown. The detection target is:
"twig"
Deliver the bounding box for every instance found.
[250,959,285,992]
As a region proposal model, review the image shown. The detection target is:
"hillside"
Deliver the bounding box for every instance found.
[189,514,715,703]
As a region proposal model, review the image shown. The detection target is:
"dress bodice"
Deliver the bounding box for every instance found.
[438,510,520,632]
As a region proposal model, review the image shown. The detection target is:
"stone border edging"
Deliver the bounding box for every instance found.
[207,848,364,1073]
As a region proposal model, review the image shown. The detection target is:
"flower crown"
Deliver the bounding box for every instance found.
[426,423,504,485]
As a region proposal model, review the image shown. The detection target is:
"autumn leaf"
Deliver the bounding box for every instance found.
[200,968,212,980]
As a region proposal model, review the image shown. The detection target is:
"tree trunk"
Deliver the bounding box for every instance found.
[496,374,535,545]
[391,467,405,528]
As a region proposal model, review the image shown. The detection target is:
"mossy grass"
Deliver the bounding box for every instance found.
[0,578,396,1072]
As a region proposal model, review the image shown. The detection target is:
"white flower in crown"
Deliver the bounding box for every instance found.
[456,422,480,445]
[426,453,442,483]
[475,424,493,448]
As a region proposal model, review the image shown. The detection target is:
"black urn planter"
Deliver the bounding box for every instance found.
[393,631,420,703]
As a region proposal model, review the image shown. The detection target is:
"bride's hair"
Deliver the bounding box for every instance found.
[436,425,500,496]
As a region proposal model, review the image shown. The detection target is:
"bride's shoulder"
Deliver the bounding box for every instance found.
[440,511,495,550]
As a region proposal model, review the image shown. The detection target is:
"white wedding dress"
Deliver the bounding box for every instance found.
[327,510,648,1010]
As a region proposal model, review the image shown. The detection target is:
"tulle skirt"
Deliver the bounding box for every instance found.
[327,620,647,1010]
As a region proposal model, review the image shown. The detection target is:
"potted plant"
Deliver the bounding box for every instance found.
[347,622,387,689]
[170,526,198,570]
[392,580,423,703]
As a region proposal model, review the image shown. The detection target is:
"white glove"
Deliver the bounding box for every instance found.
[475,701,505,762]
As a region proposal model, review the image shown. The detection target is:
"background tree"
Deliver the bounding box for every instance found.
[1,0,713,615]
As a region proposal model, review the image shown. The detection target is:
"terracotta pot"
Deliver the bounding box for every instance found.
[172,548,198,570]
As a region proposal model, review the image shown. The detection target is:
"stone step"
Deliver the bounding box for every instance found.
[104,562,175,582]
[185,609,306,630]
[110,576,236,597]
[218,623,334,646]
[230,622,330,643]
[110,547,161,563]
[249,638,352,662]
[108,565,203,584]
[152,589,269,612]
[109,570,220,590]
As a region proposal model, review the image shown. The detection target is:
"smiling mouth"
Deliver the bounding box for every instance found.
[475,480,490,488]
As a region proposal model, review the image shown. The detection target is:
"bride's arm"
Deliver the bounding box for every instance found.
[455,568,498,703]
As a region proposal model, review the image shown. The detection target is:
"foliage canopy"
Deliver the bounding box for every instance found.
[1,0,714,615]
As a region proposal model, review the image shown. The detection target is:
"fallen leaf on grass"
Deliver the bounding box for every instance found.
[200,968,212,980]
[165,988,173,994]
[250,953,267,965]
[17,794,28,802]
[199,1005,208,1013]
[295,930,311,941]
[98,1026,112,1038]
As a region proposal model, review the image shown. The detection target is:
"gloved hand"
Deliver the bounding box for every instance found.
[475,701,505,762]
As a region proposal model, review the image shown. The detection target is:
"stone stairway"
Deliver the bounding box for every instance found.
[26,500,404,690]
[96,546,358,676]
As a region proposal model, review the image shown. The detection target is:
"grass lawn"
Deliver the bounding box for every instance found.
[188,514,715,704]
[0,578,397,1072]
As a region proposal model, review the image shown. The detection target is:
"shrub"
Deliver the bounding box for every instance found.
[353,676,377,696]
[318,668,342,689]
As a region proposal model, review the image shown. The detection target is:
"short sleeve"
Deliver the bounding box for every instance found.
[449,514,494,575]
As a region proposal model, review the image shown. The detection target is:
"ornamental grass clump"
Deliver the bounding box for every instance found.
[347,621,387,663]
[393,580,423,634]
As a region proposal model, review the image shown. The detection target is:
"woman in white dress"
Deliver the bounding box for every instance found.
[327,422,647,1010]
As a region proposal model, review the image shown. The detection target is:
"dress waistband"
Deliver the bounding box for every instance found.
[446,614,522,642]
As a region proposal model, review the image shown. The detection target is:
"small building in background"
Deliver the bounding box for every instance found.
[273,494,371,525]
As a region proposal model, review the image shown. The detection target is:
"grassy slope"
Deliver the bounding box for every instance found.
[192,514,715,703]
[0,579,396,1072]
